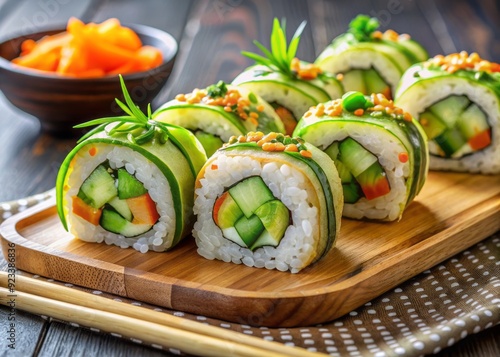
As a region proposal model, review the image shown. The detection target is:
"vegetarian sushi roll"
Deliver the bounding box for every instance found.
[192,132,343,273]
[153,81,284,157]
[294,91,428,221]
[315,15,428,99]
[395,52,500,174]
[232,18,343,135]
[56,77,207,252]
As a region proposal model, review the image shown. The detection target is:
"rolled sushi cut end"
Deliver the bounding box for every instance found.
[193,131,343,273]
[56,76,207,253]
[395,52,500,174]
[315,15,428,99]
[153,81,284,157]
[294,91,428,221]
[234,18,343,135]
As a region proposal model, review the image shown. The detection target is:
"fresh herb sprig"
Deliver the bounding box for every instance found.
[348,15,380,42]
[75,75,171,145]
[242,18,306,78]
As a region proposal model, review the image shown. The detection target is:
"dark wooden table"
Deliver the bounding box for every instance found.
[0,0,498,356]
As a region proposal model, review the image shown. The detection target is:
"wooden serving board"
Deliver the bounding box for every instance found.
[1,172,499,327]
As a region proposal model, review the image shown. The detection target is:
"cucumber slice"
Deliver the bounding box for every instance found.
[234,214,264,247]
[194,130,224,157]
[429,95,470,128]
[228,176,275,218]
[117,168,147,199]
[108,197,133,221]
[434,128,467,157]
[100,208,152,237]
[221,227,247,247]
[339,138,378,177]
[324,141,340,160]
[364,68,390,97]
[341,69,366,94]
[334,160,353,183]
[419,110,447,140]
[78,164,117,209]
[456,104,490,140]
[342,182,363,204]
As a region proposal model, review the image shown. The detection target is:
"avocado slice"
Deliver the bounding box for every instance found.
[228,176,275,218]
[356,162,391,200]
[251,200,289,250]
[213,191,244,229]
[117,168,147,199]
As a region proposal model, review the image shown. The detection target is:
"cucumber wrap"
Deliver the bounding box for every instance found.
[56,79,207,253]
[315,15,428,99]
[192,132,343,273]
[293,91,428,221]
[153,81,284,157]
[232,65,343,134]
[395,53,500,174]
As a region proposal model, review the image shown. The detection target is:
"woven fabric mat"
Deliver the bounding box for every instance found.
[1,190,498,357]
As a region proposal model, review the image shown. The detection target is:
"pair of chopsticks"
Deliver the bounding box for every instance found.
[0,272,324,357]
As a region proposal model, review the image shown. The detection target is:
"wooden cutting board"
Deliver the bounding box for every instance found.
[1,172,499,327]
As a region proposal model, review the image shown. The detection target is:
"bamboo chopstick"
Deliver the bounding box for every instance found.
[0,273,324,357]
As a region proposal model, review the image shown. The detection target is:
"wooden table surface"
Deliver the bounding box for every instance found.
[0,0,498,356]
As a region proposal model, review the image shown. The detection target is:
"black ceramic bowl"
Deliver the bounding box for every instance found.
[0,24,177,136]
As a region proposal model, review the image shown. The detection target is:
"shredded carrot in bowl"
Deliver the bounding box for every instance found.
[11,17,163,77]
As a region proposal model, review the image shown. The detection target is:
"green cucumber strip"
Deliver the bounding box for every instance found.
[419,110,447,140]
[339,138,378,177]
[428,95,470,128]
[78,164,117,209]
[100,208,152,237]
[434,128,467,157]
[234,214,265,247]
[228,176,275,218]
[456,104,490,139]
[341,70,366,94]
[154,104,248,136]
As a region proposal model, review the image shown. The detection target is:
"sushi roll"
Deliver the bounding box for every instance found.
[395,52,500,174]
[232,18,343,135]
[192,131,343,273]
[153,81,284,157]
[56,77,207,253]
[315,15,428,99]
[293,91,428,221]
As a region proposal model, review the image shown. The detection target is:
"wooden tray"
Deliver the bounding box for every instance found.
[1,172,499,327]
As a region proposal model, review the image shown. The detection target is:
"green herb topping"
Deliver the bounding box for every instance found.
[75,75,173,145]
[348,15,380,42]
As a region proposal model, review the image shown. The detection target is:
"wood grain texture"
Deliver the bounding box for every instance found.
[0,306,47,356]
[1,172,498,327]
[38,321,170,357]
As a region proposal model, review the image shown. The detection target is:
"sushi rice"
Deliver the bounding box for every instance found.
[193,135,343,274]
[396,69,500,174]
[65,144,175,253]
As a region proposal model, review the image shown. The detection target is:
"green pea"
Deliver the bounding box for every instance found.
[342,91,367,112]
